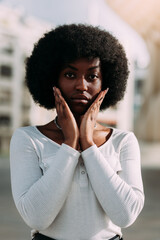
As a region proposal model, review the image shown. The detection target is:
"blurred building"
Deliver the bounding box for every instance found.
[107,0,160,141]
[0,5,51,153]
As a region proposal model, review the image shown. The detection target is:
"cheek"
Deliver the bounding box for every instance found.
[92,81,102,93]
[58,77,67,89]
[58,79,73,96]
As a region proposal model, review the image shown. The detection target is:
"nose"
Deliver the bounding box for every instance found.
[75,76,88,91]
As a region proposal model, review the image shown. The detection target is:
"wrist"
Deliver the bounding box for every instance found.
[80,138,94,151]
[64,137,79,149]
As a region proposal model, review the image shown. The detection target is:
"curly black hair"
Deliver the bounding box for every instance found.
[26,24,129,110]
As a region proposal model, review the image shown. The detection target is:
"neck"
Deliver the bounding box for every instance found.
[54,113,84,130]
[55,113,97,130]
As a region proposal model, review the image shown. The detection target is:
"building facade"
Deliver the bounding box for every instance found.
[0,5,51,153]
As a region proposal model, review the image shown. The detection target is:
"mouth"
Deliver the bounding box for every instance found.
[71,95,90,104]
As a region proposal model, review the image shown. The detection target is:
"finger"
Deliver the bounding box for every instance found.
[55,88,66,109]
[53,88,58,108]
[88,89,108,116]
[55,87,63,98]
[54,87,62,115]
[92,88,109,111]
[56,95,65,117]
[98,88,109,102]
[55,98,60,114]
[85,101,99,122]
[54,90,59,108]
[55,87,73,118]
[88,92,103,111]
[53,87,59,102]
[103,88,109,95]
[55,87,66,106]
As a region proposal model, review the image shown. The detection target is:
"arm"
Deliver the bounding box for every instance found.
[10,129,80,230]
[81,132,144,228]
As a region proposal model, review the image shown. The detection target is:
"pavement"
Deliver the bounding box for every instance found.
[0,141,160,240]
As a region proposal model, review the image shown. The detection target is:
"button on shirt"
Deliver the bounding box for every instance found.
[10,126,144,240]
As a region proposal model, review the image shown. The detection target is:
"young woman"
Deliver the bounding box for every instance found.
[10,24,144,240]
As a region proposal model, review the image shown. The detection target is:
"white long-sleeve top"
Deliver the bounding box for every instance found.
[10,126,144,240]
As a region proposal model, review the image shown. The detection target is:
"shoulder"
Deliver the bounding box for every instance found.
[11,126,36,139]
[10,126,38,149]
[112,127,137,141]
[111,128,139,152]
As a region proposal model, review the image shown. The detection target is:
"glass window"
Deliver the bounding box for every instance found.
[0,89,12,104]
[0,116,11,126]
[0,65,13,77]
[1,47,14,54]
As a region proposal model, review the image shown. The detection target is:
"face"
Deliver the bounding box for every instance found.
[58,57,102,115]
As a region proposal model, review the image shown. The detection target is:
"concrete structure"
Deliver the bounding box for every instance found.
[107,0,160,141]
[0,5,51,153]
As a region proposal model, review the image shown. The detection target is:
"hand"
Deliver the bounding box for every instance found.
[80,88,109,150]
[53,87,79,149]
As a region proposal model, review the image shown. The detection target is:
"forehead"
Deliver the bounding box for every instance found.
[63,57,101,69]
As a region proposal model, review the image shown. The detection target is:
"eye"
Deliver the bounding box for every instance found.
[64,72,76,79]
[88,74,99,81]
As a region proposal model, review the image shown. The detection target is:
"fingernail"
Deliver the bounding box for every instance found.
[105,88,109,93]
[53,87,56,96]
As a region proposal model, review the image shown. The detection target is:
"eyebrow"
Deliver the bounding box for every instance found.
[66,64,100,71]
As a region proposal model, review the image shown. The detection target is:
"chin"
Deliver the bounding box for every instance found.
[70,105,89,116]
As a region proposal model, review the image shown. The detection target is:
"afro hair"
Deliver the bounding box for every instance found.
[25,24,129,110]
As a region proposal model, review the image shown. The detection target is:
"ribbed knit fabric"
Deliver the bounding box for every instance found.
[10,126,144,240]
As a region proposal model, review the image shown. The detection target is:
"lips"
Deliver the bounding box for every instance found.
[71,94,90,104]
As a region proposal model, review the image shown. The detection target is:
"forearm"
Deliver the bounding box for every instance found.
[15,158,76,230]
[64,137,79,150]
[10,135,80,230]
[80,137,94,151]
[81,142,144,228]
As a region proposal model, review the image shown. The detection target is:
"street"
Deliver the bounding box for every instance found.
[0,141,160,240]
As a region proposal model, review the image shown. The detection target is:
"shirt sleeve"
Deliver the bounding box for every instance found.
[10,128,80,230]
[81,132,144,228]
